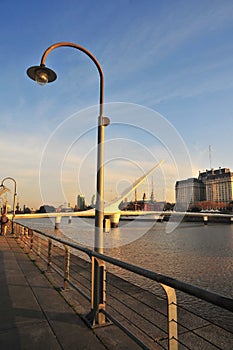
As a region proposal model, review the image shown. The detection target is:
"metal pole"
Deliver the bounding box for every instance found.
[28,42,109,326]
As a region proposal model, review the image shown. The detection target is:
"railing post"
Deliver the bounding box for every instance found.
[23,227,27,247]
[87,256,106,327]
[29,229,33,253]
[17,223,20,240]
[22,227,26,246]
[11,221,15,237]
[13,222,17,237]
[19,226,24,244]
[14,223,17,238]
[160,284,178,350]
[63,245,70,290]
[17,224,22,241]
[37,237,41,257]
[47,239,52,271]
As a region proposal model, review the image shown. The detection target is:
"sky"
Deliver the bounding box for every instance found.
[1,0,233,209]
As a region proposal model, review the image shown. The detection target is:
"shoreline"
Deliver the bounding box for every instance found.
[120,214,233,224]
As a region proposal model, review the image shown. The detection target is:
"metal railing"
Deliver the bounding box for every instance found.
[12,221,233,350]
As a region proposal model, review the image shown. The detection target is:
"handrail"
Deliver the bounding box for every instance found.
[12,221,233,349]
[15,221,233,313]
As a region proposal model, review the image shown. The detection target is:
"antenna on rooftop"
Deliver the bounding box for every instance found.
[150,177,154,202]
[209,145,212,169]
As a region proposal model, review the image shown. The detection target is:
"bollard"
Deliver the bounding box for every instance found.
[110,212,121,228]
[203,215,208,225]
[68,216,72,224]
[55,216,61,230]
[104,218,111,233]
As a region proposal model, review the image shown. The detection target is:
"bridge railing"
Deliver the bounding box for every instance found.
[12,221,233,350]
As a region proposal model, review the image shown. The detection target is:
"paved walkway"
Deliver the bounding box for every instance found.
[0,235,107,350]
[3,232,232,350]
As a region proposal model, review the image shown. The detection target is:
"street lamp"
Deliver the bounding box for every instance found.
[0,177,17,233]
[27,42,110,326]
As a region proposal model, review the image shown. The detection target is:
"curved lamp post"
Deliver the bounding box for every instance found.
[0,177,17,233]
[26,42,110,326]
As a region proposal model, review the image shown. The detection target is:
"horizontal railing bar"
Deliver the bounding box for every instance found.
[15,222,233,313]
[174,298,233,335]
[174,320,223,350]
[65,278,91,301]
[101,309,154,350]
[101,255,233,313]
[108,290,167,327]
[107,276,167,302]
[19,230,91,301]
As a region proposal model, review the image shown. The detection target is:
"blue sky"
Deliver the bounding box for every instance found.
[1,0,233,209]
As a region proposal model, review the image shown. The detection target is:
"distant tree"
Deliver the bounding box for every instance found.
[23,207,32,214]
[36,205,56,213]
[224,201,233,214]
[85,205,93,210]
[119,201,127,210]
[190,205,201,212]
[163,202,175,211]
[225,201,233,213]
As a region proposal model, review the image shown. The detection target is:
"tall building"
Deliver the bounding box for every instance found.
[175,178,205,208]
[198,168,233,203]
[77,194,86,211]
[175,167,233,209]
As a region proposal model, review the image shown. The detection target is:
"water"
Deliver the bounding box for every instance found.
[16,217,233,333]
[16,217,233,298]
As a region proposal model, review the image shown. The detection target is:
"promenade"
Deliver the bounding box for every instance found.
[1,229,233,350]
[0,235,139,350]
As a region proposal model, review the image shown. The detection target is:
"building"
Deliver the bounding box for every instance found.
[198,168,233,203]
[77,194,86,211]
[175,178,205,209]
[175,167,233,210]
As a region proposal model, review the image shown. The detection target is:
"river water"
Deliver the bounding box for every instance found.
[13,216,233,350]
[16,217,233,299]
[16,217,233,334]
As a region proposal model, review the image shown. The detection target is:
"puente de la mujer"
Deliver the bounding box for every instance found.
[5,160,233,227]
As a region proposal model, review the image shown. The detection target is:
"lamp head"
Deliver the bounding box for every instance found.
[26,65,57,85]
[0,185,10,196]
